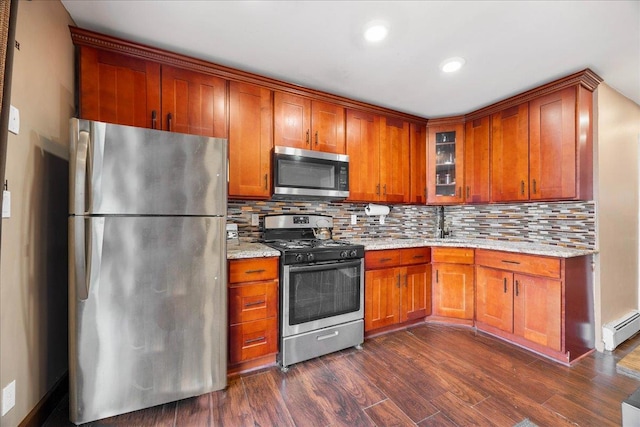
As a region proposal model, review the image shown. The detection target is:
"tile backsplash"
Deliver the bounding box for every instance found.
[227,200,595,250]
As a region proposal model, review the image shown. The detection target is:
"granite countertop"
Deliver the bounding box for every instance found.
[349,237,597,258]
[227,242,280,260]
[227,238,596,260]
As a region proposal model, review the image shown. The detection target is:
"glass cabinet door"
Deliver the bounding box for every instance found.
[427,123,464,204]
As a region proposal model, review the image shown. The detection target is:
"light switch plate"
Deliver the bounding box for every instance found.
[351,214,357,225]
[2,191,10,218]
[251,214,259,226]
[8,105,19,135]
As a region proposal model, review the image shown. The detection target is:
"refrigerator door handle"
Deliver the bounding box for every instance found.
[74,217,105,301]
[73,127,90,214]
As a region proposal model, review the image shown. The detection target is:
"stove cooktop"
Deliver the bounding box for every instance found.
[263,239,365,265]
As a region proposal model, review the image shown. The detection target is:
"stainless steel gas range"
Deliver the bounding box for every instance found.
[263,214,365,371]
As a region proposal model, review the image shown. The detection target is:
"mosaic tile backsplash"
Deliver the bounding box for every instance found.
[227,200,595,250]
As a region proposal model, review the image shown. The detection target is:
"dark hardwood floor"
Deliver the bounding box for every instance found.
[45,323,640,426]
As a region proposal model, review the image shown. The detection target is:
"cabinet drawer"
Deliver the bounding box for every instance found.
[475,250,560,278]
[229,257,279,283]
[229,279,278,325]
[431,247,474,264]
[401,247,431,265]
[229,318,278,364]
[365,250,402,270]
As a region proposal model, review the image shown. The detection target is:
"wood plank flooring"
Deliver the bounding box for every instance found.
[44,323,640,426]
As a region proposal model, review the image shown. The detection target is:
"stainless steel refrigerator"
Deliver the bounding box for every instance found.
[68,118,227,424]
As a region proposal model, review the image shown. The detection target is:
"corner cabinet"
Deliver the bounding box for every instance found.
[364,247,431,333]
[228,81,273,199]
[431,247,475,321]
[409,123,427,204]
[427,122,465,204]
[475,249,594,364]
[228,257,279,375]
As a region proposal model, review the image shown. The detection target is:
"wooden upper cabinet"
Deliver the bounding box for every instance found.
[380,116,410,203]
[228,81,273,199]
[346,109,381,202]
[464,117,490,203]
[490,103,529,202]
[274,92,345,154]
[409,123,427,204]
[529,86,581,200]
[160,65,227,137]
[78,46,161,128]
[427,122,465,204]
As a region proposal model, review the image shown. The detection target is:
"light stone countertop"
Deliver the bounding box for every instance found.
[227,238,596,260]
[226,242,280,260]
[350,237,596,258]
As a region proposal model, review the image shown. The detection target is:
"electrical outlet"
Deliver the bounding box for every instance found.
[8,105,19,135]
[2,380,15,416]
[251,214,259,226]
[351,214,357,225]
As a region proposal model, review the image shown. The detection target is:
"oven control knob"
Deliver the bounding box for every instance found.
[350,249,358,258]
[295,253,304,262]
[307,253,315,262]
[340,250,349,258]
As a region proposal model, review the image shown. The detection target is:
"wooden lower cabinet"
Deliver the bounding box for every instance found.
[475,249,592,364]
[431,247,475,320]
[228,257,279,373]
[365,248,431,333]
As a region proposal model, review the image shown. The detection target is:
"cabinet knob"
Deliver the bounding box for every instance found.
[315,131,318,146]
[306,129,310,145]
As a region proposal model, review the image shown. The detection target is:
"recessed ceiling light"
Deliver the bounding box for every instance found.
[440,57,466,73]
[364,23,388,43]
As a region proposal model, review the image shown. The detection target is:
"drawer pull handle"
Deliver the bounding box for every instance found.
[245,269,266,274]
[501,260,520,265]
[244,336,265,345]
[412,255,425,259]
[380,258,392,262]
[316,331,339,341]
[244,300,265,308]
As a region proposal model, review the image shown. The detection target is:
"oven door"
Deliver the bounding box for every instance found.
[282,259,364,337]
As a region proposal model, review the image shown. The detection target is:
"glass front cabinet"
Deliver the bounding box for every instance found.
[427,122,465,204]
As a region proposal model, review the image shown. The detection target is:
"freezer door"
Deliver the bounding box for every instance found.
[69,216,227,424]
[70,118,227,216]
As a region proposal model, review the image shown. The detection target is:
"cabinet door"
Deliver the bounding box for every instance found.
[409,123,427,204]
[464,117,490,203]
[346,109,381,202]
[490,103,529,202]
[274,92,312,150]
[161,65,227,137]
[513,274,562,351]
[365,268,400,331]
[475,266,513,332]
[311,100,345,154]
[432,263,474,319]
[78,46,161,129]
[229,318,278,364]
[529,87,577,200]
[379,116,410,203]
[401,264,432,322]
[427,123,465,204]
[228,81,273,199]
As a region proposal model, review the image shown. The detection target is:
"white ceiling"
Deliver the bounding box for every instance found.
[60,0,640,119]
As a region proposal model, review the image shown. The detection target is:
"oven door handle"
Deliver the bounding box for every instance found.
[287,259,363,273]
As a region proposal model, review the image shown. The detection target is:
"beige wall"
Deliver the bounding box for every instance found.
[0,1,74,425]
[594,83,640,351]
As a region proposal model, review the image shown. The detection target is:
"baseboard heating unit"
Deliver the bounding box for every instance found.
[603,310,640,351]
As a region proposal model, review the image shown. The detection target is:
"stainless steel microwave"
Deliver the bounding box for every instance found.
[272,146,349,200]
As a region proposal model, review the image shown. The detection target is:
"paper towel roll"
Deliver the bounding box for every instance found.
[365,203,390,216]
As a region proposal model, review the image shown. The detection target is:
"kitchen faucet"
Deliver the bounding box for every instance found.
[438,206,450,239]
